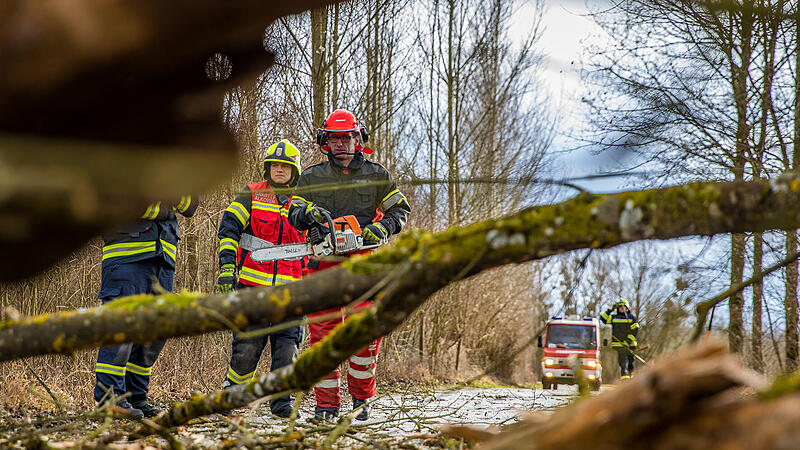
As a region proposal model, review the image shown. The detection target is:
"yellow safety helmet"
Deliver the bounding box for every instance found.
[615,298,629,307]
[263,139,302,186]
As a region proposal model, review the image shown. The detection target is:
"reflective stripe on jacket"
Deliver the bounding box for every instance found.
[600,308,640,348]
[217,181,304,287]
[101,196,197,269]
[288,152,411,234]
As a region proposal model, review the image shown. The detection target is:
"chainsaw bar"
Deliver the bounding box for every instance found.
[250,243,312,262]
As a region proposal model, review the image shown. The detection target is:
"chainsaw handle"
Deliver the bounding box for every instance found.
[319,208,337,253]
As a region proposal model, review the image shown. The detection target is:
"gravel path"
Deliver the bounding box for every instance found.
[194,385,591,447]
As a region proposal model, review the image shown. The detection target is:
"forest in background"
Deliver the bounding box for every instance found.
[3,0,800,408]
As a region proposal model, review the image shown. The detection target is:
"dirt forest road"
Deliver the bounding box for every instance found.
[180,385,589,448]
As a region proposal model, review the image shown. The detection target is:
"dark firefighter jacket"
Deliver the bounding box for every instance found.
[101,196,198,270]
[600,307,640,349]
[217,181,304,287]
[288,152,410,236]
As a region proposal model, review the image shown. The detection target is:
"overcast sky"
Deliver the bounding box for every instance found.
[510,0,635,194]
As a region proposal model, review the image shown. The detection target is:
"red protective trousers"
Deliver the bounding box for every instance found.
[307,253,381,408]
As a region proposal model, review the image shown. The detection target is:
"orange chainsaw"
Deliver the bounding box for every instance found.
[248,210,384,262]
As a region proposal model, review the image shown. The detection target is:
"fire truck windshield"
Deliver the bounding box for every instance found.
[546,324,596,349]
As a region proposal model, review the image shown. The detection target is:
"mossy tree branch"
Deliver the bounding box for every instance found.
[125,174,800,429]
[6,176,800,366]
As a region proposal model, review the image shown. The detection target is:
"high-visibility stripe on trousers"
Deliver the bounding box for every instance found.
[309,302,382,408]
[221,292,304,415]
[94,259,172,405]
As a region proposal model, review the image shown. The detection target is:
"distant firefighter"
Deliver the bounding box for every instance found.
[600,298,640,380]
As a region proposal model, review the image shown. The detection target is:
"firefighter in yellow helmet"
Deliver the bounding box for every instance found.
[600,298,640,380]
[216,139,305,418]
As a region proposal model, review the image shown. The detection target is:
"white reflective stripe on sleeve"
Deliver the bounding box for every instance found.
[315,379,340,389]
[380,190,406,212]
[348,366,375,379]
[349,355,377,366]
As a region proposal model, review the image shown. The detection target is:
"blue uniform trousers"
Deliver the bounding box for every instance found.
[94,259,174,404]
[223,283,304,415]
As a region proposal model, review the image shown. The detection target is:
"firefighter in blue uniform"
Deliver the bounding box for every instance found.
[600,298,640,380]
[94,196,198,418]
[216,140,306,418]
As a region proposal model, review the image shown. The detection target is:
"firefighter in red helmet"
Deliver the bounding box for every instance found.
[289,109,411,421]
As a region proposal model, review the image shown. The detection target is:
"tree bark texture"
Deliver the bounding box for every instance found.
[0,268,383,363]
[476,340,800,450]
[727,0,753,356]
[310,5,328,131]
[751,232,765,372]
[729,232,746,352]
[786,231,799,371]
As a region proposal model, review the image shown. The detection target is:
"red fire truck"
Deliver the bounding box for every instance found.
[537,316,602,391]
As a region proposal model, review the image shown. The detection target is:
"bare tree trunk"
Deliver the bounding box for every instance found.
[727,2,753,355]
[785,231,799,371]
[427,0,440,230]
[787,9,800,373]
[751,232,765,372]
[311,6,328,130]
[765,294,785,372]
[729,234,745,353]
[329,3,339,108]
[446,0,457,226]
[183,217,199,291]
[418,314,424,359]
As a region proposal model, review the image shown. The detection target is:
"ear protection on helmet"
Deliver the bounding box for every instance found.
[316,121,328,147]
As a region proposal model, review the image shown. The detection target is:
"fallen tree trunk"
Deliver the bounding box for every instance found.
[0,267,383,362]
[5,175,800,364]
[116,174,800,429]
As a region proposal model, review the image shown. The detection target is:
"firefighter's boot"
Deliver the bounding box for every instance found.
[352,396,370,421]
[314,406,339,421]
[132,400,162,418]
[114,400,144,419]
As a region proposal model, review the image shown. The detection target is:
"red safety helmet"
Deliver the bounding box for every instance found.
[316,109,372,154]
